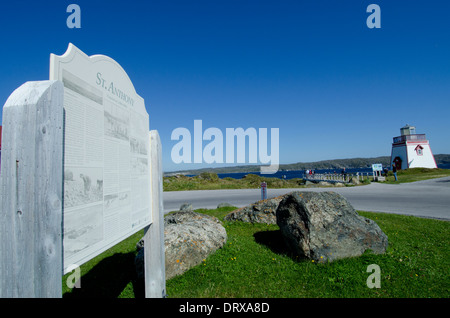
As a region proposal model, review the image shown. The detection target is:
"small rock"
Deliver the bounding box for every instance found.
[224,195,286,224]
[135,211,227,280]
[179,203,193,212]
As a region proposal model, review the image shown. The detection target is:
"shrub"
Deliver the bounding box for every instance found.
[198,172,219,181]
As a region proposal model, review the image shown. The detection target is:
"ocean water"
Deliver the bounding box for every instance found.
[210,164,449,180]
[214,167,375,180]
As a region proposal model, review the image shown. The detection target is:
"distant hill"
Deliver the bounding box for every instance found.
[278,156,391,170]
[435,154,450,169]
[165,154,450,176]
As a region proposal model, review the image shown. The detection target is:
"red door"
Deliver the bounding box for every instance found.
[393,157,402,170]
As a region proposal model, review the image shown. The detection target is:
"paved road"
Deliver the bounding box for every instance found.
[163,176,450,220]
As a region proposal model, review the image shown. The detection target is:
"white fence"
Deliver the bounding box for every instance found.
[304,172,373,183]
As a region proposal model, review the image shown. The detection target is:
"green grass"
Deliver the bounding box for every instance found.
[164,169,450,191]
[62,206,449,298]
[384,167,450,184]
[62,230,145,298]
[163,172,367,191]
[163,172,308,191]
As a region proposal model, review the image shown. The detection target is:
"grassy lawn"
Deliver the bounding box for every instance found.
[164,168,450,191]
[163,172,308,191]
[63,206,449,298]
[384,168,450,184]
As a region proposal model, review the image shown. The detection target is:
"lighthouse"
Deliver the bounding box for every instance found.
[391,124,437,170]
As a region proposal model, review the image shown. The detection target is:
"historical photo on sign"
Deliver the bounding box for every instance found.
[130,110,148,155]
[130,136,148,155]
[104,191,131,216]
[131,157,148,176]
[104,101,130,141]
[63,203,104,259]
[62,69,103,105]
[64,167,103,209]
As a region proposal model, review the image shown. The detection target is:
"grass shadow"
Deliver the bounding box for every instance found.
[253,229,292,256]
[63,252,144,298]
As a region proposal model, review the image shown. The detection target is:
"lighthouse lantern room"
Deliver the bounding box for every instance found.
[391,124,437,170]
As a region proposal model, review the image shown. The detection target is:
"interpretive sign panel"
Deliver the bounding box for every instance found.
[372,163,383,171]
[50,44,152,273]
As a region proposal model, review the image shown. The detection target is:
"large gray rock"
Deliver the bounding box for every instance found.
[276,191,388,263]
[135,211,227,280]
[224,195,286,224]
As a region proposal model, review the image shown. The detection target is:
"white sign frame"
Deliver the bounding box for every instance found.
[50,44,152,274]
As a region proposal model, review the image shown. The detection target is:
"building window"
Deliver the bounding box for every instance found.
[415,145,423,156]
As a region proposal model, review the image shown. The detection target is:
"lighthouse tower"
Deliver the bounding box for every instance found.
[391,124,437,170]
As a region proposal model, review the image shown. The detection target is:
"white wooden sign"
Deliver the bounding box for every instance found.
[372,163,383,171]
[1,44,164,298]
[50,44,152,274]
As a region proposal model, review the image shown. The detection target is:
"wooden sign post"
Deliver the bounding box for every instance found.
[0,80,64,297]
[0,44,165,298]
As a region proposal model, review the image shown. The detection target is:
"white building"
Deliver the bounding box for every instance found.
[391,124,437,170]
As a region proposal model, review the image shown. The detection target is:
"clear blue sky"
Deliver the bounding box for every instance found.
[1,0,449,172]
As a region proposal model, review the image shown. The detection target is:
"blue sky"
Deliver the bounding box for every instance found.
[1,0,449,172]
